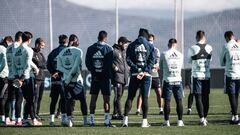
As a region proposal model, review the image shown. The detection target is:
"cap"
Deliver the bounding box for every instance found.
[118,36,131,44]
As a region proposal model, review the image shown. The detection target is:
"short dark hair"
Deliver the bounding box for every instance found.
[139,28,149,39]
[98,30,107,41]
[58,34,68,44]
[149,34,155,40]
[196,30,205,42]
[69,34,78,42]
[224,31,234,40]
[22,31,33,43]
[15,31,23,41]
[1,36,13,47]
[68,34,79,46]
[168,38,177,48]
[35,38,44,46]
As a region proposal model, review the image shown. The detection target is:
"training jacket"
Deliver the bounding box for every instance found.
[85,41,113,78]
[220,39,240,79]
[160,48,183,83]
[188,43,212,79]
[126,36,155,75]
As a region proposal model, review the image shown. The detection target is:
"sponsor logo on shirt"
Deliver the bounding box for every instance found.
[62,49,72,56]
[135,44,147,66]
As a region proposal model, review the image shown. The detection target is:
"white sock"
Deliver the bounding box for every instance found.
[235,115,239,121]
[6,117,10,121]
[142,119,148,124]
[137,108,140,112]
[104,113,110,124]
[200,117,205,122]
[90,114,95,124]
[178,120,183,123]
[232,115,235,121]
[17,118,22,123]
[123,116,128,125]
[1,115,5,122]
[50,115,55,122]
[160,108,163,111]
[165,120,170,123]
[188,108,192,111]
[33,118,37,122]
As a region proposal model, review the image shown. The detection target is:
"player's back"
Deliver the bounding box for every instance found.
[161,48,183,83]
[221,39,240,78]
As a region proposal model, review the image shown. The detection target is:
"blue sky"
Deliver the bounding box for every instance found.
[67,0,240,12]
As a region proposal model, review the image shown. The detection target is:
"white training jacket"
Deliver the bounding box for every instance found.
[57,46,83,84]
[160,48,183,83]
[0,45,9,78]
[188,43,212,79]
[13,43,37,80]
[220,39,240,79]
[6,42,20,79]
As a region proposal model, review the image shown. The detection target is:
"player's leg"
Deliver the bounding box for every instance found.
[162,81,172,126]
[101,79,114,127]
[49,84,60,126]
[202,80,210,119]
[152,77,163,114]
[33,80,40,120]
[187,93,194,115]
[79,90,88,125]
[140,76,152,127]
[89,80,100,127]
[117,84,125,118]
[225,77,239,124]
[136,93,142,115]
[14,86,23,126]
[36,81,44,118]
[122,76,139,127]
[192,78,206,126]
[0,77,8,125]
[173,84,184,126]
[112,83,124,120]
[112,84,118,118]
[5,92,16,126]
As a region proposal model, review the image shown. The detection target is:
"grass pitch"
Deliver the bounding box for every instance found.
[1,89,240,135]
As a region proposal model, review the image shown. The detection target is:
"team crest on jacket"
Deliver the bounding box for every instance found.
[135,44,147,66]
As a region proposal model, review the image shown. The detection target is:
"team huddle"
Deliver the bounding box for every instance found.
[0,28,240,128]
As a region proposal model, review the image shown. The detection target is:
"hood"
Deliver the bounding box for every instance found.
[113,43,123,50]
[137,36,148,45]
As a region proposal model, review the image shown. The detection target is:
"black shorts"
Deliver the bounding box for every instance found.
[65,82,85,100]
[191,78,210,95]
[162,81,183,100]
[224,76,240,94]
[151,77,161,89]
[90,77,111,96]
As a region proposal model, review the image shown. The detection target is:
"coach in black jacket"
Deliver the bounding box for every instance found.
[111,37,130,120]
[32,38,46,120]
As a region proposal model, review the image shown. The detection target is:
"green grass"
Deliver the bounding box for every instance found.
[1,89,240,135]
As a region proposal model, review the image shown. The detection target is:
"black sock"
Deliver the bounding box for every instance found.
[176,99,183,120]
[195,94,204,118]
[228,94,238,116]
[164,100,170,121]
[142,96,148,119]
